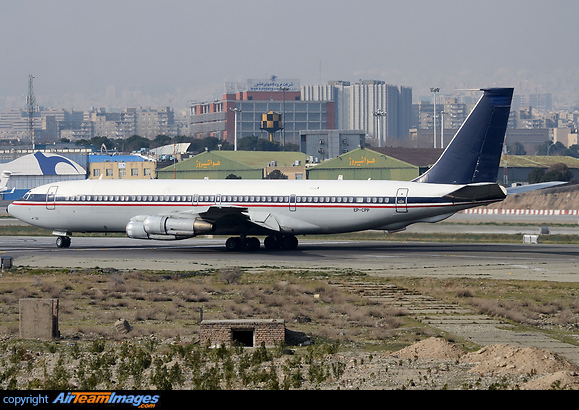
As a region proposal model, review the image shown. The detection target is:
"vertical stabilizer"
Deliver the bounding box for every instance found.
[413,88,513,184]
[0,171,11,192]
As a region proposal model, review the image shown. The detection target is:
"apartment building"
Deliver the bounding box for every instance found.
[0,107,177,143]
[301,80,413,146]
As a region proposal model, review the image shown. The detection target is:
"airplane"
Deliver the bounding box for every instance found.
[7,87,550,251]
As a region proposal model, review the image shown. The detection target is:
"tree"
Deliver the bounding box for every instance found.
[527,168,545,183]
[123,135,150,152]
[265,169,288,179]
[541,163,573,182]
[152,134,172,148]
[537,141,569,156]
[528,163,574,183]
[508,141,526,155]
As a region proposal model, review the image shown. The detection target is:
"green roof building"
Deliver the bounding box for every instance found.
[499,155,579,183]
[306,147,440,181]
[157,150,309,180]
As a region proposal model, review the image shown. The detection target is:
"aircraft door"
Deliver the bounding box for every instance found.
[289,194,296,212]
[46,186,58,210]
[395,188,408,213]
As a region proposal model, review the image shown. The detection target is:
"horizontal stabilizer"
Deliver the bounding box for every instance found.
[444,183,506,202]
[506,181,567,195]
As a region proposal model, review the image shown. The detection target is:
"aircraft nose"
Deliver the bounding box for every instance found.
[7,202,20,219]
[7,203,13,216]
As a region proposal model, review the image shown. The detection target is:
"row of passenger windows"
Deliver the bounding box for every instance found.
[58,195,392,204]
[62,195,192,202]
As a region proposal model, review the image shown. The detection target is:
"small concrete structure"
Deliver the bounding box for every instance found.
[19,299,60,340]
[200,319,285,348]
[523,234,540,244]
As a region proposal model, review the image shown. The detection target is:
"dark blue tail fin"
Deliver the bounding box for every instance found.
[413,88,513,184]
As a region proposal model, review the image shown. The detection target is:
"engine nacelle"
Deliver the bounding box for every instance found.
[126,215,214,240]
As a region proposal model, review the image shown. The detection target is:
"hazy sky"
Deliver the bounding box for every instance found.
[2,0,579,110]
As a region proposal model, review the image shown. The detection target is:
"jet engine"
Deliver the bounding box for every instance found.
[126,215,214,240]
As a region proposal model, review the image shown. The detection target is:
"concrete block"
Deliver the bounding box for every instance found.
[19,299,60,340]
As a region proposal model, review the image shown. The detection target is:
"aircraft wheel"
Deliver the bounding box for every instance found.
[56,236,71,248]
[264,235,280,250]
[280,235,298,250]
[225,237,243,252]
[243,237,260,251]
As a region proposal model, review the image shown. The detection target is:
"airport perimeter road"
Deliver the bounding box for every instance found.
[1,236,579,282]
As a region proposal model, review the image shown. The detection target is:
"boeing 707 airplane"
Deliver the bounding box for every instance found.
[8,88,534,251]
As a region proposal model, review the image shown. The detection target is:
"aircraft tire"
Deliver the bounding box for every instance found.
[280,235,298,250]
[243,237,260,251]
[56,236,71,248]
[264,235,280,250]
[225,237,243,251]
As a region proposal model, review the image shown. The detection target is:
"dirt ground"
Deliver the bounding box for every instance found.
[488,183,579,211]
[319,337,579,390]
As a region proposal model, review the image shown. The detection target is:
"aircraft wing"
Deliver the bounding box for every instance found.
[164,204,282,233]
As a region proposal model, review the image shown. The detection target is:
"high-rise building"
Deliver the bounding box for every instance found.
[301,80,413,146]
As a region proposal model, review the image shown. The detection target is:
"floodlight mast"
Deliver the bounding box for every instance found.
[430,87,440,148]
[372,110,387,148]
[27,75,36,149]
[230,107,242,151]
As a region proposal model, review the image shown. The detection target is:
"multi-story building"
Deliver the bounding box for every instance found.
[189,78,335,146]
[0,106,177,143]
[88,154,156,179]
[301,80,413,146]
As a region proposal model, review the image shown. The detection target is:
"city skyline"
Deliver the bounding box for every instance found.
[2,0,579,111]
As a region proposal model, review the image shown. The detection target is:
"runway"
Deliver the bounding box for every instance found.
[2,235,579,282]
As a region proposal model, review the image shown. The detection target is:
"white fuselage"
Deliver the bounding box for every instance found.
[8,178,498,237]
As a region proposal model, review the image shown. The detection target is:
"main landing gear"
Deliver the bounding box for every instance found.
[225,234,298,252]
[55,236,71,248]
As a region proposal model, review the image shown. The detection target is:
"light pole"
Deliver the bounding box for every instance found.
[373,110,387,148]
[430,87,440,148]
[230,107,241,151]
[440,110,445,149]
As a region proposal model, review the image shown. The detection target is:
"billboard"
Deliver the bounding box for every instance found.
[247,76,300,92]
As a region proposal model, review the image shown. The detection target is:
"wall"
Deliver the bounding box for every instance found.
[200,319,285,348]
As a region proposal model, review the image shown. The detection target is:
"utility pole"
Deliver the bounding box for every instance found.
[27,75,36,149]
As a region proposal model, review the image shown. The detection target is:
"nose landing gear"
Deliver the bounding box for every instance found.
[55,236,71,248]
